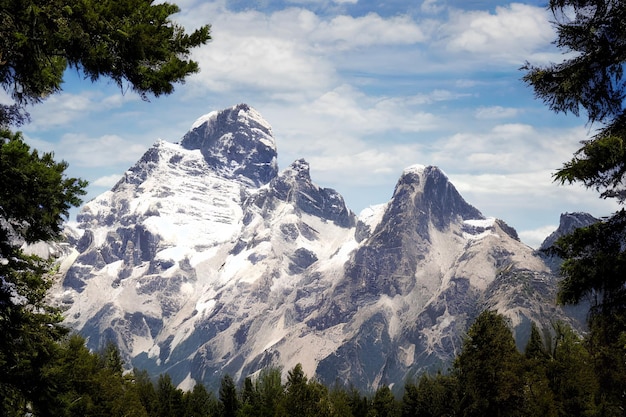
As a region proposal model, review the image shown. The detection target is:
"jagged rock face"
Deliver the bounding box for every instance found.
[539,212,599,251]
[309,168,562,388]
[51,104,586,393]
[180,103,278,187]
[341,166,484,303]
[250,159,356,228]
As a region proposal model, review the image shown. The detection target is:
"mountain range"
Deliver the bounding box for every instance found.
[50,104,592,392]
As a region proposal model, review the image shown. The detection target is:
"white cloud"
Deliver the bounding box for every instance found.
[306,143,426,186]
[92,174,124,187]
[474,105,519,119]
[180,4,429,99]
[443,3,557,64]
[519,225,557,249]
[23,90,140,131]
[431,124,588,174]
[184,8,335,99]
[54,133,147,168]
[307,85,440,134]
[422,0,444,14]
[313,13,426,50]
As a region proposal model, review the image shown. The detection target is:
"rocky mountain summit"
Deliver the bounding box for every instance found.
[52,104,585,392]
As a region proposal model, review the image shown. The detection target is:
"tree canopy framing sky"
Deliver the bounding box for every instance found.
[5,0,619,248]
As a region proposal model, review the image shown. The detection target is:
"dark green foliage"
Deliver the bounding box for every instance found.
[0,320,613,417]
[30,336,148,416]
[556,129,626,202]
[0,129,86,413]
[219,374,239,417]
[585,313,626,416]
[284,363,331,417]
[327,385,353,417]
[347,387,369,417]
[284,364,309,416]
[371,385,399,417]
[524,323,550,363]
[0,129,87,244]
[134,368,160,416]
[184,383,216,417]
[555,210,626,313]
[524,1,626,409]
[547,323,599,416]
[522,1,626,125]
[0,0,211,125]
[256,367,285,417]
[402,372,458,417]
[157,374,186,417]
[521,324,557,416]
[454,310,525,417]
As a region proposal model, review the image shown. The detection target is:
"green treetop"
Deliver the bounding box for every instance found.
[0,0,211,126]
[0,0,210,411]
[523,0,626,411]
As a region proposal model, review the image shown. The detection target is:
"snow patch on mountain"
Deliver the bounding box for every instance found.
[50,104,586,393]
[462,217,498,240]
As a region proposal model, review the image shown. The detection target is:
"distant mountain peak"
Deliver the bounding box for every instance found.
[390,164,483,233]
[52,105,584,394]
[539,211,599,251]
[283,158,311,181]
[401,163,428,176]
[249,158,355,228]
[180,103,278,187]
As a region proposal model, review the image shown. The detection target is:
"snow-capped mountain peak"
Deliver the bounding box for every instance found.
[180,103,278,187]
[52,105,585,393]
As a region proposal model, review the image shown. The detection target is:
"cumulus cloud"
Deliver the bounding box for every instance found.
[306,85,440,134]
[518,225,558,249]
[312,13,426,49]
[23,91,140,131]
[180,3,428,99]
[431,124,587,174]
[182,7,334,99]
[442,3,557,64]
[52,133,147,168]
[92,174,124,188]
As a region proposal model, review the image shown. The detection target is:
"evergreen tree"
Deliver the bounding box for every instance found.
[454,310,525,417]
[256,367,285,417]
[0,0,211,126]
[522,324,557,417]
[238,376,260,417]
[370,386,399,417]
[283,363,330,417]
[347,386,369,417]
[220,374,240,417]
[327,385,354,417]
[284,364,310,416]
[547,323,599,417]
[402,372,459,417]
[0,129,86,414]
[134,368,159,417]
[184,383,216,417]
[523,1,626,409]
[156,374,185,417]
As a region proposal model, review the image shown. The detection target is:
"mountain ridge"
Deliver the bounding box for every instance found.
[51,104,586,392]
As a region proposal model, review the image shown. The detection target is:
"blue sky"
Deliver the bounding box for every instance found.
[9,0,620,248]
